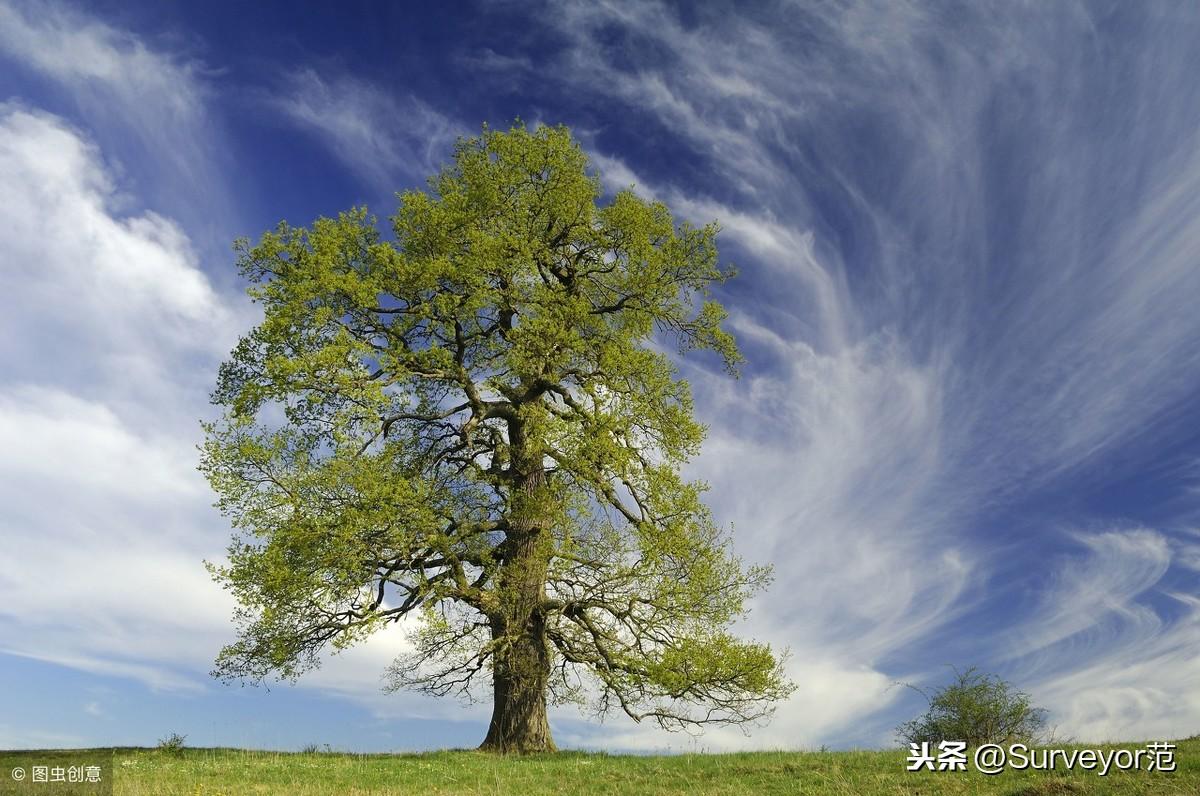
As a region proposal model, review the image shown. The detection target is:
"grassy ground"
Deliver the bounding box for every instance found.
[1,737,1195,795]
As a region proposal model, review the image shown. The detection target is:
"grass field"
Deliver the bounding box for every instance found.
[1,737,1195,795]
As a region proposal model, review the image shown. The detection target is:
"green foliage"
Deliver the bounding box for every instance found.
[896,667,1049,747]
[156,732,188,755]
[202,121,790,736]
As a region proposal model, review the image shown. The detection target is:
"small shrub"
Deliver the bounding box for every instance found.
[156,732,188,755]
[896,666,1047,748]
[300,743,320,754]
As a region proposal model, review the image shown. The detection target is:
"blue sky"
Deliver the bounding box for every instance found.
[2,0,1199,753]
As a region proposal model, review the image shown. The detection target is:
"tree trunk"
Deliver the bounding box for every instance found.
[479,448,556,754]
[478,600,555,753]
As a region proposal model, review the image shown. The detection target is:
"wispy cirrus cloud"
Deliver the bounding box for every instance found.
[0,0,207,124]
[1010,528,1200,742]
[0,0,234,240]
[574,151,974,749]
[1004,530,1173,668]
[502,0,1200,748]
[270,68,462,195]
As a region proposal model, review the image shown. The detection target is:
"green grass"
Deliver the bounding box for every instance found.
[1,737,1195,795]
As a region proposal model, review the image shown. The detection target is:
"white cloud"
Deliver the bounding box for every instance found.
[563,147,976,749]
[0,0,229,233]
[554,660,896,753]
[590,153,854,351]
[0,105,240,693]
[1178,531,1200,572]
[541,1,798,197]
[1004,530,1171,664]
[0,103,470,721]
[0,386,200,501]
[0,0,203,114]
[0,105,235,411]
[659,330,974,750]
[0,108,214,316]
[1011,531,1200,742]
[271,68,461,194]
[526,0,1200,749]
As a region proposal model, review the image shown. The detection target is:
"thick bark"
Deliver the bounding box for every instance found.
[478,590,555,753]
[479,447,556,754]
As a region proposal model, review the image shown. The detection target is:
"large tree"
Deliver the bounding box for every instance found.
[202,123,792,753]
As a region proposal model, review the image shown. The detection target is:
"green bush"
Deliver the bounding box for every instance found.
[896,667,1047,747]
[156,732,188,755]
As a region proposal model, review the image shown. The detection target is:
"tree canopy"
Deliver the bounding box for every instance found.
[202,122,792,752]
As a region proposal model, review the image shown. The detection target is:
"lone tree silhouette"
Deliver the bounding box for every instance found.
[202,123,792,753]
